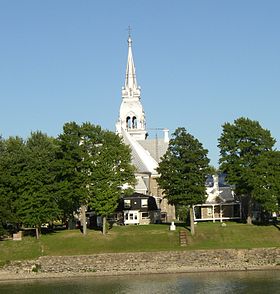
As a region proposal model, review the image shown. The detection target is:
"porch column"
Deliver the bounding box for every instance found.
[220,204,223,222]
[212,204,215,223]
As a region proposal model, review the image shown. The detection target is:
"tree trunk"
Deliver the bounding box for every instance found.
[35,227,40,239]
[81,205,87,235]
[247,195,253,225]
[189,206,195,235]
[102,216,107,235]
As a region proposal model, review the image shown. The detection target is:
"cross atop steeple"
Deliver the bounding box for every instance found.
[127,25,132,38]
[127,28,132,48]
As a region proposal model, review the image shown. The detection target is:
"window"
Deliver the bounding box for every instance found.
[124,199,131,208]
[141,212,149,219]
[141,199,148,208]
[125,213,128,220]
[132,116,137,129]
[207,207,213,216]
[126,117,131,129]
[129,213,134,220]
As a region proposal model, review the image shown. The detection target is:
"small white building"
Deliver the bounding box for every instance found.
[193,175,241,222]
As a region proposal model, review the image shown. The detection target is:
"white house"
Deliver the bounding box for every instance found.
[193,174,241,222]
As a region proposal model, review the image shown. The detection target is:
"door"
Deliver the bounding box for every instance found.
[124,210,139,225]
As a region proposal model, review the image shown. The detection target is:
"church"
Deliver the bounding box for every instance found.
[115,34,175,224]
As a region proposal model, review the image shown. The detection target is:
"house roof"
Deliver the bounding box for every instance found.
[219,187,235,202]
[206,185,235,204]
[117,192,159,211]
[125,192,150,198]
[205,174,235,204]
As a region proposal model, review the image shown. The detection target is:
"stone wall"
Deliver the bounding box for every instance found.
[3,248,280,277]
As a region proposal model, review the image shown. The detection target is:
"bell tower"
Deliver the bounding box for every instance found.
[116,33,147,141]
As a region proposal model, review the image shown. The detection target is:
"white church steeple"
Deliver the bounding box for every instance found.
[116,33,147,141]
[125,35,138,90]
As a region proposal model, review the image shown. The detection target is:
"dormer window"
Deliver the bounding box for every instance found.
[124,199,131,208]
[141,199,148,208]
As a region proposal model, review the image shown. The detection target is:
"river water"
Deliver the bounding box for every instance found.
[1,270,279,294]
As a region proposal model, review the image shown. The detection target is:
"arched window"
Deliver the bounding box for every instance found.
[132,116,137,129]
[126,117,131,129]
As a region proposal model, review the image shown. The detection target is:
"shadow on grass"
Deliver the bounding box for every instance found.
[253,219,280,228]
[273,222,280,231]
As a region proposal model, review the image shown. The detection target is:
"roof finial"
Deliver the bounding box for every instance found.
[127,25,132,47]
[128,25,132,38]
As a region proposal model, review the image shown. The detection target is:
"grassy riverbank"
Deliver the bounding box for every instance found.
[0,222,279,265]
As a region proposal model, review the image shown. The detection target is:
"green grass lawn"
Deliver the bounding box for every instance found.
[0,222,279,265]
[186,222,280,249]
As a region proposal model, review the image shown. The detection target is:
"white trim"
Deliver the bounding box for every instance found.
[193,203,242,222]
[123,210,139,225]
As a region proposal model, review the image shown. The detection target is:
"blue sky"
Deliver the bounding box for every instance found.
[0,1,279,166]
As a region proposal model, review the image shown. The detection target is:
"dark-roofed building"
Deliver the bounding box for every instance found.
[116,193,161,225]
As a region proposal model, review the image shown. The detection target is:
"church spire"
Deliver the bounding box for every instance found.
[116,31,147,141]
[124,34,138,90]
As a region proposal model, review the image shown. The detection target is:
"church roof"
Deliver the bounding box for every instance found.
[135,176,148,192]
[138,138,169,163]
[120,128,158,175]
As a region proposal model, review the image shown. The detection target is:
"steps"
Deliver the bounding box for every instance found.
[179,230,188,246]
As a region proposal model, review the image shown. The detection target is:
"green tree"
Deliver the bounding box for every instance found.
[89,130,135,235]
[57,122,135,235]
[250,151,280,214]
[57,122,109,234]
[0,136,26,236]
[156,127,210,235]
[0,137,11,237]
[218,117,276,224]
[0,137,9,237]
[15,132,60,239]
[56,122,88,224]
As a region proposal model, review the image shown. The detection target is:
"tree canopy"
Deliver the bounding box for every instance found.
[0,121,135,238]
[0,136,27,236]
[15,132,60,238]
[218,117,278,223]
[157,127,210,234]
[55,122,91,220]
[250,150,280,213]
[88,130,135,234]
[57,122,135,234]
[0,133,60,238]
